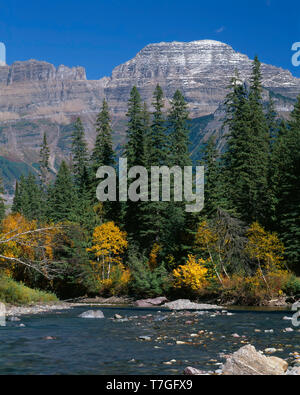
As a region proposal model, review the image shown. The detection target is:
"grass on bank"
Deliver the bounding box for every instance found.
[0,276,58,305]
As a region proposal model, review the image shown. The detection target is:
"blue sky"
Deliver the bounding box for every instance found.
[0,0,299,79]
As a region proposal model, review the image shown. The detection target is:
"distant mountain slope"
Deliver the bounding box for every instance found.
[0,40,299,192]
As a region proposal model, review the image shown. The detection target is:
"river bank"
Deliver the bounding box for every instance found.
[3,295,296,318]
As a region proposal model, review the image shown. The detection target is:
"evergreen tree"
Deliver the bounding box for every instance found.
[222,75,252,218]
[125,87,147,167]
[266,96,278,145]
[141,102,151,167]
[164,90,192,263]
[73,179,97,232]
[71,118,89,188]
[200,136,226,216]
[91,99,121,223]
[12,181,21,214]
[124,87,148,242]
[47,161,77,223]
[92,99,115,170]
[139,87,169,249]
[273,98,300,269]
[269,120,288,225]
[168,90,191,167]
[16,173,43,221]
[247,56,270,222]
[39,133,51,188]
[0,174,5,222]
[222,60,270,224]
[148,84,168,166]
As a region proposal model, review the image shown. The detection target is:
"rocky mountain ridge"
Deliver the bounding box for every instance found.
[0,39,299,192]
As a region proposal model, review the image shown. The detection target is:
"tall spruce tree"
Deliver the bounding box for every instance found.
[247,56,270,223]
[90,99,120,223]
[266,96,278,145]
[148,84,168,166]
[168,90,192,167]
[200,136,226,216]
[164,90,193,263]
[223,75,253,219]
[0,174,5,222]
[92,99,115,170]
[124,87,148,243]
[12,181,21,214]
[125,87,147,167]
[138,87,170,249]
[15,173,43,221]
[47,161,77,223]
[39,133,51,188]
[223,59,270,224]
[71,118,89,188]
[273,98,300,269]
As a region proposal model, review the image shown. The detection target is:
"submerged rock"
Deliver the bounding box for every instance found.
[8,317,21,322]
[78,310,104,319]
[154,316,168,322]
[163,299,221,311]
[139,336,152,342]
[265,348,277,354]
[222,345,288,375]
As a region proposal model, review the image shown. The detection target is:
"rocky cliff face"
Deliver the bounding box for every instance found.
[0,40,299,192]
[103,40,300,116]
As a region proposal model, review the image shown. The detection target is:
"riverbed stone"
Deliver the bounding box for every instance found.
[163,299,221,311]
[78,310,104,319]
[8,316,21,322]
[265,348,277,354]
[184,367,210,375]
[139,336,152,341]
[222,345,288,375]
[135,297,168,308]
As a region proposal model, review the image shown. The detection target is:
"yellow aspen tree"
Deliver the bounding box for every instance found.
[195,221,223,285]
[173,254,209,291]
[87,222,128,281]
[246,222,285,291]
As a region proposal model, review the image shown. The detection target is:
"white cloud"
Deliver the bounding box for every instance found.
[215,26,225,34]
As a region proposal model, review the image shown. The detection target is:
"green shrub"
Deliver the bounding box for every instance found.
[0,276,58,305]
[128,251,170,298]
[282,275,300,296]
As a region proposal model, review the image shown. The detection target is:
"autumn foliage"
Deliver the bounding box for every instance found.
[173,254,209,292]
[0,213,59,279]
[87,222,129,293]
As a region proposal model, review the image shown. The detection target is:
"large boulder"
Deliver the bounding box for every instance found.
[135,297,168,308]
[222,345,288,375]
[163,299,221,311]
[78,310,105,319]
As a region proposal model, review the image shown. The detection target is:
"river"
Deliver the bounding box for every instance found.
[0,306,299,375]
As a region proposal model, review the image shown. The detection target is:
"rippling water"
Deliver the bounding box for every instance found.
[0,306,299,375]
